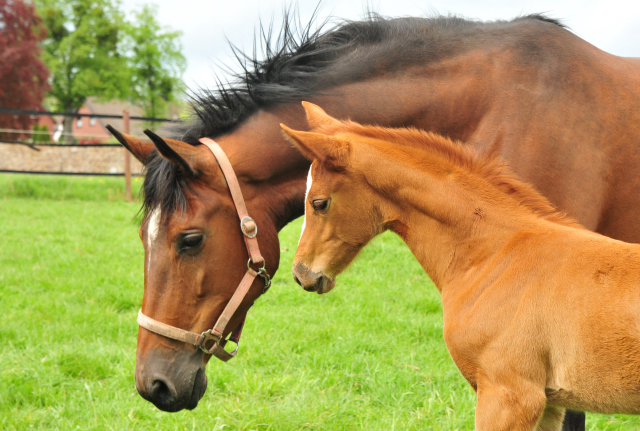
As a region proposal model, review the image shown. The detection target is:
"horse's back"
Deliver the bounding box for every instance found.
[465,30,640,242]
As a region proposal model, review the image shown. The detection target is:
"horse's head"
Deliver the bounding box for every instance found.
[282,103,382,294]
[109,126,279,412]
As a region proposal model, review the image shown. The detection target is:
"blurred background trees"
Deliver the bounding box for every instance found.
[0,0,50,139]
[125,4,185,120]
[0,0,186,143]
[36,0,130,142]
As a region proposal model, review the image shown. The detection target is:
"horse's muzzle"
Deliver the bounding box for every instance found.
[135,348,207,412]
[292,262,336,294]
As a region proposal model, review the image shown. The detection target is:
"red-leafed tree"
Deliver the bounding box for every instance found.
[0,0,50,139]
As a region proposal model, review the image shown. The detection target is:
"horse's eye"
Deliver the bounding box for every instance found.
[179,234,204,254]
[312,199,330,212]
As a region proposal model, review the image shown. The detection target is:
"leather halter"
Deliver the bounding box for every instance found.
[136,137,271,362]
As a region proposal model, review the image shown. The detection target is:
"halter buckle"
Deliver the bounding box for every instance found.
[196,329,240,359]
[240,216,257,238]
[196,329,220,354]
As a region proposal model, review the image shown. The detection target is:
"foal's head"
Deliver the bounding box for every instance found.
[282,103,385,294]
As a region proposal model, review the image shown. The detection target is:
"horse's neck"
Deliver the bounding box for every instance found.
[359,147,544,289]
[205,30,640,232]
[212,36,618,229]
[309,56,498,143]
[213,63,498,230]
[213,107,311,231]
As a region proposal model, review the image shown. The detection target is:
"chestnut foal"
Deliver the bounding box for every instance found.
[284,103,640,430]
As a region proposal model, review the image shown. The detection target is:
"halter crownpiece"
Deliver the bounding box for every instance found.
[136,137,271,362]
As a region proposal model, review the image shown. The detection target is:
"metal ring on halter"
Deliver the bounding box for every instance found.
[247,257,266,271]
[240,216,257,238]
[221,338,240,356]
[246,258,271,293]
[258,267,272,293]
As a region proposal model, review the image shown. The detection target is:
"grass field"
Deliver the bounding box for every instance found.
[1,173,639,430]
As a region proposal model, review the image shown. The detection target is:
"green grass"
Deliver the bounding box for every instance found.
[0,173,143,201]
[1,173,639,430]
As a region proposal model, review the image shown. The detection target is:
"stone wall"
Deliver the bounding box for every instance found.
[0,143,144,175]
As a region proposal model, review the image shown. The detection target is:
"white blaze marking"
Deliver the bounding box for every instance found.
[299,166,313,244]
[147,207,161,274]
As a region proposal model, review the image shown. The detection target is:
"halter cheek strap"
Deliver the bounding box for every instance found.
[136,138,271,362]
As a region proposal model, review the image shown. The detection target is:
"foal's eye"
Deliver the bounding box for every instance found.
[312,199,330,212]
[178,234,204,254]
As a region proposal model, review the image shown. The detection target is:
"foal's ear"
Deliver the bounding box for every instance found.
[107,125,155,164]
[280,124,350,170]
[144,130,202,177]
[301,101,343,130]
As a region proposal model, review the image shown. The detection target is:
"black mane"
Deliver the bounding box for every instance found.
[178,12,564,144]
[143,12,565,219]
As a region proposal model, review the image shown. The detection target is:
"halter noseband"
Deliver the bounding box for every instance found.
[136,137,271,362]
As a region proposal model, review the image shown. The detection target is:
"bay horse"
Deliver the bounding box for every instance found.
[109,13,640,429]
[286,102,640,431]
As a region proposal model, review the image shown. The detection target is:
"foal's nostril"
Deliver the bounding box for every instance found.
[293,274,302,286]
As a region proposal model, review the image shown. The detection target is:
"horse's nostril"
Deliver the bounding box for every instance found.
[136,350,206,412]
[150,378,175,407]
[293,274,302,286]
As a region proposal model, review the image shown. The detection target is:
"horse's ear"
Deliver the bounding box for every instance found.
[280,124,350,170]
[301,101,343,130]
[106,125,155,164]
[143,130,202,177]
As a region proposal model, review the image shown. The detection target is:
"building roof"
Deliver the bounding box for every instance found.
[85,98,146,139]
[85,97,181,140]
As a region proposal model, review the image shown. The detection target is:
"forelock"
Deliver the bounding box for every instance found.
[141,151,191,223]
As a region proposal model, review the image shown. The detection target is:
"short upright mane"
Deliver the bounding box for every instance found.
[180,12,564,143]
[334,120,581,228]
[144,12,565,220]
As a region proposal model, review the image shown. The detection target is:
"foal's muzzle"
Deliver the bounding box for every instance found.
[292,262,336,294]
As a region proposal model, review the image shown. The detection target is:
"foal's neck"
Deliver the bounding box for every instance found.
[357,143,564,290]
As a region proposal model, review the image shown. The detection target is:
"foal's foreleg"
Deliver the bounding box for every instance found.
[475,379,548,431]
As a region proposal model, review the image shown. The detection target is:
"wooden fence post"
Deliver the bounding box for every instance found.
[123,109,132,202]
